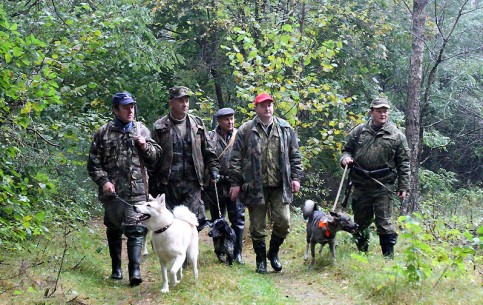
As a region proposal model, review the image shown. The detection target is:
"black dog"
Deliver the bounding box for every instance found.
[303,200,358,266]
[208,218,236,265]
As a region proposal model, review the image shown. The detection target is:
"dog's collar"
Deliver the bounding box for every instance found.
[318,220,331,238]
[153,223,172,234]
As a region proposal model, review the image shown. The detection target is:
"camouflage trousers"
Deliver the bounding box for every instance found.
[103,196,147,230]
[161,179,207,223]
[351,184,397,237]
[248,187,290,243]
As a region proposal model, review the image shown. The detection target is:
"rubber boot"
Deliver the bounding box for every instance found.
[233,227,245,265]
[230,202,245,265]
[125,226,145,286]
[252,241,267,274]
[380,233,398,259]
[107,228,123,280]
[267,234,284,272]
[354,229,370,253]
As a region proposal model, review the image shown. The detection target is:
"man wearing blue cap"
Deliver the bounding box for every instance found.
[87,92,161,285]
[204,107,246,264]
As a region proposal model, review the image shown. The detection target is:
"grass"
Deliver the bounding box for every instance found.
[0,209,481,305]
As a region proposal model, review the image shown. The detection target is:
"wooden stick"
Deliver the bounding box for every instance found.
[332,163,349,211]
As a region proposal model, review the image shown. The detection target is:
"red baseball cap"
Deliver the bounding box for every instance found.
[254,93,274,105]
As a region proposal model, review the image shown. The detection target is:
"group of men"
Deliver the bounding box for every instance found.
[87,86,409,286]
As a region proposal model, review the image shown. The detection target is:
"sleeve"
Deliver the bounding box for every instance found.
[87,130,109,187]
[395,132,411,191]
[228,123,246,186]
[288,128,303,181]
[340,127,357,163]
[139,123,162,167]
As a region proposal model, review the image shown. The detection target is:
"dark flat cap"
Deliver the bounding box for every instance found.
[214,107,235,118]
[112,92,135,105]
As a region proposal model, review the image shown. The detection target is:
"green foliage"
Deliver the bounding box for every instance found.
[394,213,478,284]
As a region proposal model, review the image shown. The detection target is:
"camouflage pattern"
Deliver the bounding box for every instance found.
[150,113,219,225]
[249,188,290,242]
[88,121,161,202]
[340,120,410,191]
[229,116,303,207]
[87,120,161,227]
[258,123,282,187]
[169,86,191,99]
[150,113,219,191]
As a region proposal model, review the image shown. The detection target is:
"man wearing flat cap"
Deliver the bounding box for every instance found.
[229,93,303,274]
[340,97,410,258]
[88,92,162,285]
[203,107,246,264]
[150,86,220,231]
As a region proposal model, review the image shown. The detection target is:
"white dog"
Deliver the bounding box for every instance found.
[134,194,199,293]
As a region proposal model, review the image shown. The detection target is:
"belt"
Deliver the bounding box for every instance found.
[353,166,392,179]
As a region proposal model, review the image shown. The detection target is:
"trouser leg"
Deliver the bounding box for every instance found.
[228,198,245,264]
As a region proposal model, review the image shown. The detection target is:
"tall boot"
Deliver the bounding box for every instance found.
[267,234,284,272]
[380,233,398,258]
[233,227,245,265]
[230,202,245,265]
[252,241,267,274]
[107,228,123,280]
[125,226,146,286]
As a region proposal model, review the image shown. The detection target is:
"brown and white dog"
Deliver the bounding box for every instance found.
[134,194,199,293]
[303,200,358,266]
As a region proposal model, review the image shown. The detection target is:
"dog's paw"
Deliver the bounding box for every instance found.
[161,288,169,293]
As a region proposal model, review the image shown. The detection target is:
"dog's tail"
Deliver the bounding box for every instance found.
[303,200,317,220]
[173,205,199,227]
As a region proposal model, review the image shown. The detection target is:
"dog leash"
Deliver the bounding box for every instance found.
[332,163,349,211]
[213,181,222,218]
[352,160,397,194]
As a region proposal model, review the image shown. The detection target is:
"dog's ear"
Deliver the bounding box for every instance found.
[329,211,340,220]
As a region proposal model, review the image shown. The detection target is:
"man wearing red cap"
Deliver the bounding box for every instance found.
[229,93,303,274]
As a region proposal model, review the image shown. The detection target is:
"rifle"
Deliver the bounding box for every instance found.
[135,102,149,202]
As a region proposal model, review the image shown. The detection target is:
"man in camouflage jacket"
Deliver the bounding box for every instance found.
[341,98,410,258]
[150,86,219,231]
[87,92,161,285]
[229,93,303,274]
[204,107,246,264]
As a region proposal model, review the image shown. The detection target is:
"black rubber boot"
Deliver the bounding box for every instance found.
[252,241,267,274]
[107,228,123,280]
[233,227,245,265]
[267,234,284,272]
[380,233,398,258]
[125,226,146,286]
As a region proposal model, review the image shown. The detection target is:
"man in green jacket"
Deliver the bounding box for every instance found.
[229,93,303,273]
[150,86,220,231]
[340,98,410,257]
[87,92,162,285]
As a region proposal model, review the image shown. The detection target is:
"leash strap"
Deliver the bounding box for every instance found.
[213,181,222,218]
[332,163,348,211]
[352,160,397,194]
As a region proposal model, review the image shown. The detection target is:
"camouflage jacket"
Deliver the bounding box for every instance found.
[340,120,410,191]
[229,116,303,207]
[205,126,237,197]
[87,120,161,202]
[150,113,219,190]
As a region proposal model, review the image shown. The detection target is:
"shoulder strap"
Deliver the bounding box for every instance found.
[217,129,238,160]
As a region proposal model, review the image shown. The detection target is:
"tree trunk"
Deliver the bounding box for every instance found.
[402,0,429,215]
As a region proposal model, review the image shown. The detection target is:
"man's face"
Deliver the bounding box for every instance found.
[370,107,389,126]
[113,103,135,123]
[217,115,234,133]
[254,101,274,120]
[170,96,189,118]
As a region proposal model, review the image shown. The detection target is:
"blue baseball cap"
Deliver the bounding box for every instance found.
[112,92,136,105]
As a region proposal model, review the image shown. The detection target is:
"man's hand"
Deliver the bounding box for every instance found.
[341,157,354,167]
[134,135,147,151]
[229,186,240,202]
[102,181,116,196]
[291,180,301,193]
[211,171,220,183]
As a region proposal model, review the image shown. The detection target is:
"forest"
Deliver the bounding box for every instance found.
[0,0,482,303]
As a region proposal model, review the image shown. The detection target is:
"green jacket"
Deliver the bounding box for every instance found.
[341,120,410,191]
[229,116,303,207]
[87,121,161,202]
[150,113,219,189]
